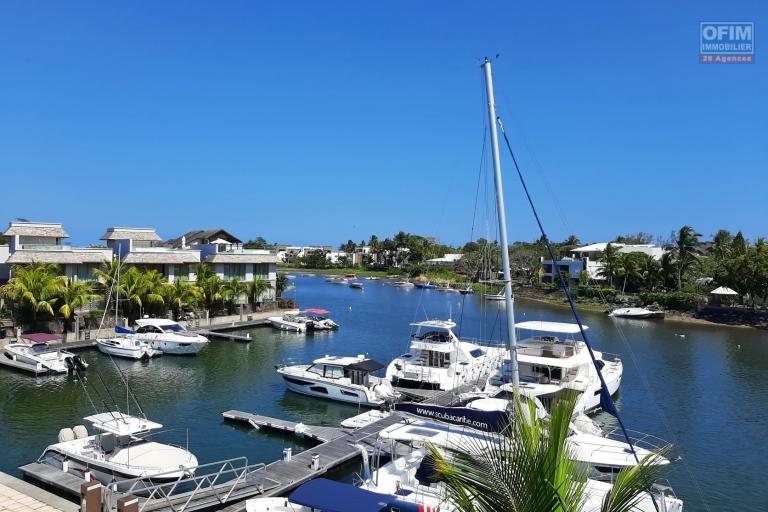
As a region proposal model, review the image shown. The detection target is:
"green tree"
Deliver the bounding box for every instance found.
[164,278,201,320]
[428,394,670,512]
[247,277,273,306]
[598,244,622,288]
[0,262,66,323]
[672,225,702,290]
[119,267,165,321]
[223,276,248,314]
[57,280,95,333]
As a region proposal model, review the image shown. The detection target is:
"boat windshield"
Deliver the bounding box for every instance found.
[30,344,51,354]
[163,323,185,332]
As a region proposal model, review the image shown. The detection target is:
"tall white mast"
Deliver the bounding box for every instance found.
[482,58,519,389]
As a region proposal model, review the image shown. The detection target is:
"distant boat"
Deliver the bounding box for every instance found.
[393,280,414,288]
[485,292,506,301]
[349,281,364,289]
[414,281,436,289]
[458,286,475,295]
[609,307,665,319]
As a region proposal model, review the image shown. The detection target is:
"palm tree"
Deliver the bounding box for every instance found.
[618,253,641,294]
[672,225,702,290]
[0,262,66,323]
[119,267,165,321]
[93,257,121,290]
[247,277,273,306]
[57,280,95,333]
[598,244,622,288]
[428,394,670,512]
[164,278,201,320]
[200,274,225,315]
[223,277,248,314]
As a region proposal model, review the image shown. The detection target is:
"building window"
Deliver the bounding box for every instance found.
[254,263,269,279]
[223,263,246,279]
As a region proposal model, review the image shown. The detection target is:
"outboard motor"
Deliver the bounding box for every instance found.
[65,357,75,373]
[73,355,88,371]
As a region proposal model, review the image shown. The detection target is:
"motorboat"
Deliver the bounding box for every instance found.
[1,341,87,375]
[458,286,475,295]
[364,276,380,280]
[277,355,398,406]
[485,292,506,301]
[269,310,339,332]
[386,319,507,391]
[39,412,197,485]
[414,281,436,289]
[609,307,665,319]
[393,280,414,288]
[485,321,623,414]
[268,313,309,332]
[134,318,209,355]
[97,328,162,360]
[349,281,364,289]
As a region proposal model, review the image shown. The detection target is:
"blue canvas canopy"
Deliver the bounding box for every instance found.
[115,326,135,334]
[288,478,420,512]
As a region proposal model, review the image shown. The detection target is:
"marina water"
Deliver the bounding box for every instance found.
[1,275,766,511]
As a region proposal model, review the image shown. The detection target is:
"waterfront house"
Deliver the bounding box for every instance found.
[101,227,200,282]
[540,242,664,284]
[0,221,111,283]
[425,253,463,267]
[173,229,278,299]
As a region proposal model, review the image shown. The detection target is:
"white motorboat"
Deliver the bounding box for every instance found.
[97,329,162,360]
[485,321,623,414]
[485,292,506,301]
[386,319,506,391]
[134,318,209,355]
[268,313,308,332]
[349,281,364,289]
[277,355,397,406]
[39,412,197,486]
[393,280,414,288]
[609,307,665,319]
[1,342,87,374]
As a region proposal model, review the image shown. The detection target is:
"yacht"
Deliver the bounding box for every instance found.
[39,412,197,485]
[485,321,623,414]
[1,342,87,374]
[386,320,506,391]
[97,328,162,360]
[609,307,665,319]
[134,318,210,355]
[277,355,398,406]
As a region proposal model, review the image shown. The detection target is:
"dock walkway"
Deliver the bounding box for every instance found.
[222,411,345,443]
[0,471,78,512]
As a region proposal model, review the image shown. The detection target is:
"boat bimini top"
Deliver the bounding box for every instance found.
[514,321,589,335]
[84,412,162,436]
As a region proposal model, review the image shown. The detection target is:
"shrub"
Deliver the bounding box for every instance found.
[573,286,618,300]
[639,291,706,311]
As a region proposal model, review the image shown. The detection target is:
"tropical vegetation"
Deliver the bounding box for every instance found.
[428,393,671,512]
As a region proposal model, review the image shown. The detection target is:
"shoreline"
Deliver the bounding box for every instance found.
[513,291,764,330]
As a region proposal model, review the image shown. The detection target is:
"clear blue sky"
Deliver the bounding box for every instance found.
[0,1,765,247]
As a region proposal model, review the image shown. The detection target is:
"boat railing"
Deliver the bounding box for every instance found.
[105,456,270,512]
[602,427,672,453]
[599,352,622,363]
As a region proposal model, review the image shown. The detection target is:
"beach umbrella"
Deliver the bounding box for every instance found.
[710,286,738,296]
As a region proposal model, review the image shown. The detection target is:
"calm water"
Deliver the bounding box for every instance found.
[1,275,766,511]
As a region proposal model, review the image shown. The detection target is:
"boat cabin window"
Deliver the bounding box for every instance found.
[414,331,451,343]
[163,323,185,332]
[418,350,451,368]
[310,364,343,379]
[136,325,163,334]
[345,369,369,386]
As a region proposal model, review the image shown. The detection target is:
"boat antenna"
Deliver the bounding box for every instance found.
[495,115,644,467]
[481,58,519,389]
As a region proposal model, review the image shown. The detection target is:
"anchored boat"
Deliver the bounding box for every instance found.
[1,335,87,375]
[134,318,209,354]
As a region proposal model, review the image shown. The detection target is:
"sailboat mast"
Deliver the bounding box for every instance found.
[482,58,519,389]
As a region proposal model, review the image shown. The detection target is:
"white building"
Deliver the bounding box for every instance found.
[1,221,112,282]
[541,242,664,283]
[425,253,463,267]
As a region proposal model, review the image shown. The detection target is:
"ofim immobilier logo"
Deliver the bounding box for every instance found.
[700,22,754,63]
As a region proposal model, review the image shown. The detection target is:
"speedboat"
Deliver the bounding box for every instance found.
[277,355,398,406]
[300,309,339,330]
[39,412,197,486]
[268,313,308,332]
[1,342,87,374]
[97,329,162,360]
[386,320,507,391]
[349,281,364,289]
[485,321,623,414]
[134,318,209,355]
[609,307,665,319]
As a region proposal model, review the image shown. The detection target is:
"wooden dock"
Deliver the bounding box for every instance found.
[196,329,252,342]
[20,413,402,512]
[223,410,345,443]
